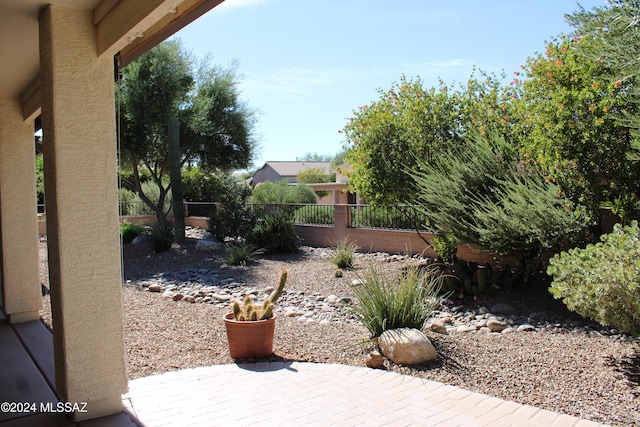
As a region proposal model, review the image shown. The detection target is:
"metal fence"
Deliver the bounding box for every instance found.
[349,205,430,231]
[114,200,429,232]
[246,203,335,226]
[184,201,218,218]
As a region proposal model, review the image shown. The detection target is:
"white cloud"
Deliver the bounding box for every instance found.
[244,67,371,98]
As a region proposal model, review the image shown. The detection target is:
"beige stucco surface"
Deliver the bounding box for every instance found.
[0,96,42,323]
[39,5,127,420]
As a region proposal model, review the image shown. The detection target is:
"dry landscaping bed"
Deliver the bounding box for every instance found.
[38,231,640,426]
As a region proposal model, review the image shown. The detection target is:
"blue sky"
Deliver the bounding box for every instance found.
[173,0,606,170]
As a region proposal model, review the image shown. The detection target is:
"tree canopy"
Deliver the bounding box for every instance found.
[342,1,640,222]
[118,40,258,223]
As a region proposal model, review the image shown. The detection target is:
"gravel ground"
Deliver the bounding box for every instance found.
[38,230,640,426]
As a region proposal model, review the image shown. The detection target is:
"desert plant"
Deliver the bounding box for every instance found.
[207,176,255,240]
[120,222,146,243]
[148,220,175,252]
[251,180,317,204]
[547,221,640,336]
[232,268,288,320]
[224,241,265,266]
[411,131,591,279]
[248,211,299,253]
[329,238,358,269]
[350,265,442,338]
[432,231,457,262]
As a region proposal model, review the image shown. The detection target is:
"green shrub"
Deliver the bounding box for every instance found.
[120,222,146,243]
[248,211,299,253]
[432,232,457,262]
[411,131,591,278]
[547,221,640,336]
[207,177,255,240]
[148,221,175,252]
[224,241,265,266]
[329,238,358,269]
[251,180,317,204]
[350,265,442,338]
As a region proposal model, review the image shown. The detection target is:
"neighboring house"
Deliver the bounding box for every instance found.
[249,161,331,186]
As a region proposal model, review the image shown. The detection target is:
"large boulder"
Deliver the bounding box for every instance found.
[378,328,437,365]
[195,239,222,252]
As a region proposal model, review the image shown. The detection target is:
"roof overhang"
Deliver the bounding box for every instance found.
[0,0,224,120]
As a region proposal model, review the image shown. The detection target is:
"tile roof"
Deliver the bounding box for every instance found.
[264,161,331,177]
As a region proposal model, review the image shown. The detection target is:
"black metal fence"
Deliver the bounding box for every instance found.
[349,205,430,231]
[246,204,335,226]
[118,201,430,232]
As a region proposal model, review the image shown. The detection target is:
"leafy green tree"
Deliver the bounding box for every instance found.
[516,35,639,217]
[342,76,462,205]
[118,40,257,225]
[182,167,232,202]
[35,155,44,206]
[342,72,518,206]
[297,168,331,184]
[298,152,332,162]
[251,181,317,204]
[566,0,640,160]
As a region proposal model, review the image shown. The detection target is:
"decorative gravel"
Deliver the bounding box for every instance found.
[38,229,640,426]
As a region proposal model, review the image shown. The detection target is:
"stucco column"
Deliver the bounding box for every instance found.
[0,97,42,323]
[39,5,127,421]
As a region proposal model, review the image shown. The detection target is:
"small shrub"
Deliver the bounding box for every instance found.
[224,241,265,266]
[329,239,358,269]
[350,265,442,338]
[432,232,457,262]
[249,211,299,253]
[148,221,175,252]
[547,221,640,336]
[120,222,145,243]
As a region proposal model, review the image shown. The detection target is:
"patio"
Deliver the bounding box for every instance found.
[1,311,608,427]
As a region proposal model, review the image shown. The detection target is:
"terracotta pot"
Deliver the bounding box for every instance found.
[223,312,276,359]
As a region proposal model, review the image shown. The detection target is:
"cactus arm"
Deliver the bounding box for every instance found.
[269,268,288,304]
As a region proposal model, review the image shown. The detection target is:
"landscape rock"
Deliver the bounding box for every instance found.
[427,319,447,334]
[378,328,437,365]
[487,319,508,333]
[148,284,163,292]
[365,351,385,369]
[202,232,217,241]
[172,293,184,301]
[132,235,148,245]
[517,324,536,332]
[195,240,222,252]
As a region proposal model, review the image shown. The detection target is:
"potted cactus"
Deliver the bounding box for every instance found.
[223,268,288,359]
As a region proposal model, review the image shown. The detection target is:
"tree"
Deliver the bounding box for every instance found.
[342,72,517,206]
[118,40,257,225]
[297,168,331,184]
[251,181,317,204]
[298,152,332,162]
[566,0,640,183]
[516,34,640,217]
